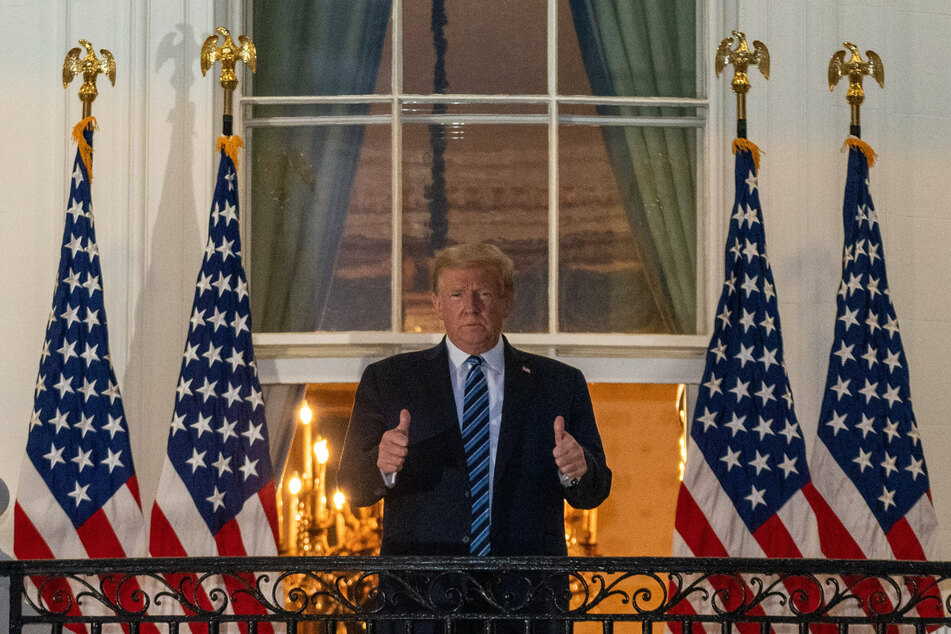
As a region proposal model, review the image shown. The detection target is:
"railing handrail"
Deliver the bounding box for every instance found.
[4,555,951,575]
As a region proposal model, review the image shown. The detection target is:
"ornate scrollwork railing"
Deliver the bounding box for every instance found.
[5,556,951,632]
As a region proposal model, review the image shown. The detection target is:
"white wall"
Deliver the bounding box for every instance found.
[2,0,951,560]
[729,0,951,558]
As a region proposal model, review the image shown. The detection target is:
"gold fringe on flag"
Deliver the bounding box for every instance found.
[71,116,98,182]
[732,137,761,172]
[841,137,877,168]
[216,135,244,168]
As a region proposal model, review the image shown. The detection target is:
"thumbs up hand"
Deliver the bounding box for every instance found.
[552,415,587,481]
[378,409,411,474]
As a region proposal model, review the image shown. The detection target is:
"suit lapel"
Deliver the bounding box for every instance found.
[494,338,533,488]
[423,338,461,435]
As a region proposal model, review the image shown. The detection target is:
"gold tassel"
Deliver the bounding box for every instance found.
[732,137,762,172]
[842,137,877,168]
[71,116,98,182]
[216,135,245,168]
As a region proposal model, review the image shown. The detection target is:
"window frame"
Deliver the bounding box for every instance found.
[239,0,725,385]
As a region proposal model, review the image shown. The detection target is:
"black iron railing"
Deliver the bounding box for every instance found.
[4,556,951,632]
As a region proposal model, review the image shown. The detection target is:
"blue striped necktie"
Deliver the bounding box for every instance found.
[462,355,491,555]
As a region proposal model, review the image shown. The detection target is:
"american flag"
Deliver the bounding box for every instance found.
[149,139,278,626]
[671,141,829,630]
[810,140,943,618]
[14,120,150,627]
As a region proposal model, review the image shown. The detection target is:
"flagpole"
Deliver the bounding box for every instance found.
[828,42,884,138]
[714,30,769,139]
[63,40,116,120]
[201,26,257,137]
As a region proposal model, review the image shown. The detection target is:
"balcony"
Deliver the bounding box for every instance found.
[6,556,948,632]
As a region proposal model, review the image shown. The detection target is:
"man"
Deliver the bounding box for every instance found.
[336,243,611,626]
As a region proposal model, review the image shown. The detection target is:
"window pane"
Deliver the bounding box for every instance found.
[558,0,697,98]
[401,124,548,333]
[252,0,392,96]
[249,124,392,332]
[559,123,697,334]
[403,0,547,95]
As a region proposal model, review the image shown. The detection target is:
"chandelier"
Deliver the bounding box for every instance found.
[278,402,382,557]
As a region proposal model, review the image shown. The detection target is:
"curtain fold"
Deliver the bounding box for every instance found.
[569,0,697,333]
[251,0,391,477]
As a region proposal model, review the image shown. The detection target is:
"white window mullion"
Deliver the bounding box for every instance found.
[547,0,559,338]
[391,0,403,335]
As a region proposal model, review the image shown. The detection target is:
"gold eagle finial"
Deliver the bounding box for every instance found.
[829,42,883,128]
[63,40,116,117]
[715,30,769,95]
[715,31,768,125]
[201,26,256,91]
[201,27,256,130]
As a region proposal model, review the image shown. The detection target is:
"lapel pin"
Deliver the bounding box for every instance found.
[522,366,531,374]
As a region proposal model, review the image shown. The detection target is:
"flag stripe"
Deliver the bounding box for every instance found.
[800,481,866,558]
[257,485,280,547]
[215,517,249,557]
[151,463,218,555]
[894,494,939,557]
[752,512,803,558]
[774,488,819,554]
[126,474,143,507]
[76,508,126,558]
[811,439,891,558]
[16,462,88,558]
[673,478,729,557]
[149,503,222,631]
[148,503,188,557]
[98,483,148,556]
[14,504,86,633]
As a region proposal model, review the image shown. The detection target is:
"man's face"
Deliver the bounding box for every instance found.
[432,266,513,355]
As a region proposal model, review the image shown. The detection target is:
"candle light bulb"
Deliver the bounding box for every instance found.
[314,439,330,465]
[333,490,346,510]
[299,402,313,425]
[288,476,302,495]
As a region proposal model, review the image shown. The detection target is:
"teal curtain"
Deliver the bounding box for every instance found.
[251,0,391,476]
[568,0,697,333]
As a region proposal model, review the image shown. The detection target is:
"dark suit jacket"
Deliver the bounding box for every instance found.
[337,336,611,557]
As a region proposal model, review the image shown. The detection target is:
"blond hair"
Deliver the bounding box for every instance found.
[431,243,515,297]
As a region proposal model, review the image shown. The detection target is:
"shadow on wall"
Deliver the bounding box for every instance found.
[123,22,205,515]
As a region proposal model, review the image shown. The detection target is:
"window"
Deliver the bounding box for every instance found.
[243,0,710,351]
